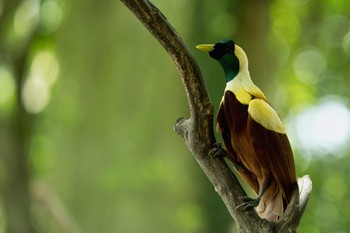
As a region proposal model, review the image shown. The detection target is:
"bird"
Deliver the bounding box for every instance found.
[196,39,296,222]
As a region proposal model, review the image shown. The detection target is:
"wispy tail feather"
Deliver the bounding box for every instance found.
[256,183,284,222]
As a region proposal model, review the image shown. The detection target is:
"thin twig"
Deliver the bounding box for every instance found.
[30,182,82,233]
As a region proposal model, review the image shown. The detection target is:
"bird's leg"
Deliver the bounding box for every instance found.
[236,178,271,210]
[230,161,246,172]
[208,143,246,172]
[237,186,266,210]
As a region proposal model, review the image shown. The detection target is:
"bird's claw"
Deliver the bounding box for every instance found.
[236,196,260,210]
[208,142,227,158]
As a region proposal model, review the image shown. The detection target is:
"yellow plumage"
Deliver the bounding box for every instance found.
[248,99,286,134]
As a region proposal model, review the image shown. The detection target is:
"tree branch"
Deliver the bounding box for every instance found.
[30,182,82,233]
[120,0,312,232]
[0,2,38,232]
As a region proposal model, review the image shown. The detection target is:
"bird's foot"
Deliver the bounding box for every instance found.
[208,142,228,158]
[208,143,245,172]
[236,196,260,210]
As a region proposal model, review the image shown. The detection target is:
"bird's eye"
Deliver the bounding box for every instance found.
[227,48,234,53]
[225,45,234,53]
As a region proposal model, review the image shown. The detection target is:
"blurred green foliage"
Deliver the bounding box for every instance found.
[1,0,350,232]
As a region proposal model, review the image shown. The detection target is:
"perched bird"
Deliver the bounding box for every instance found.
[196,39,296,222]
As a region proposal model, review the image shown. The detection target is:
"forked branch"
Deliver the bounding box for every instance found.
[120,0,312,232]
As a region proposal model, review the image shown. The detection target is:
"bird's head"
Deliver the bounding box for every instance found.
[196,39,248,82]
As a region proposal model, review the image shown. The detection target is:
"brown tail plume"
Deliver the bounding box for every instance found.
[256,182,285,222]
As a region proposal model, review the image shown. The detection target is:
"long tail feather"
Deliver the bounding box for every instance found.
[256,182,284,222]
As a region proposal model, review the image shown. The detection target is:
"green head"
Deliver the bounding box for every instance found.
[196,39,240,82]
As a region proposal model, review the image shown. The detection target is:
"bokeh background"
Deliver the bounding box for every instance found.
[1,0,350,232]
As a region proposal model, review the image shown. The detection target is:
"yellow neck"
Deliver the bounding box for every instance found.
[222,44,266,104]
[224,70,266,105]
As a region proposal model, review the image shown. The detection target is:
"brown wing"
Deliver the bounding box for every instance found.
[217,91,259,193]
[247,113,296,203]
